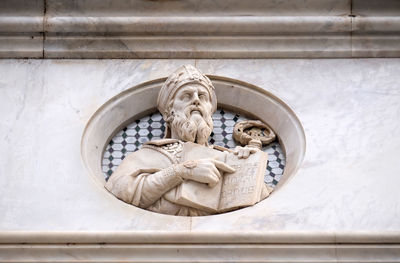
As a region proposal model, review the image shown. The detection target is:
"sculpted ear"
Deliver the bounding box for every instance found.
[162,100,175,124]
[162,108,173,139]
[165,114,174,124]
[163,109,174,123]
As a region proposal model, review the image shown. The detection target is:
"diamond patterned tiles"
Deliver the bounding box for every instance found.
[102,109,286,188]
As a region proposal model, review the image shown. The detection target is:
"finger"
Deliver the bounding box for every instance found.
[209,172,221,187]
[238,149,244,159]
[208,178,218,188]
[213,160,236,173]
[211,165,222,179]
[243,148,250,158]
[233,146,239,155]
[249,148,258,154]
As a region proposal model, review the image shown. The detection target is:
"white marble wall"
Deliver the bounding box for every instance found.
[1,58,400,262]
[1,59,400,233]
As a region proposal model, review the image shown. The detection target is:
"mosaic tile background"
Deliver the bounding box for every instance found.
[102,109,286,188]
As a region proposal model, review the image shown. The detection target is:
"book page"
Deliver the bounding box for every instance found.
[165,142,268,213]
[218,151,268,212]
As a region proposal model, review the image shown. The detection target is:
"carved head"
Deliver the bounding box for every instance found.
[157,65,217,144]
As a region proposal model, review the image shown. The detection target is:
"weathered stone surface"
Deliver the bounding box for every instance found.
[1,59,400,261]
[1,0,400,58]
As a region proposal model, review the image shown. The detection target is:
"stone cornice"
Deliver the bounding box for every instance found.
[1,231,400,244]
[0,0,399,58]
[1,232,400,262]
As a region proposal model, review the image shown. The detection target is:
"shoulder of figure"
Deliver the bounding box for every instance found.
[142,139,183,164]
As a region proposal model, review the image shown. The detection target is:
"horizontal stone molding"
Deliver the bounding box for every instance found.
[0,0,399,58]
[354,17,400,32]
[0,17,43,33]
[0,15,400,58]
[45,16,351,34]
[1,244,400,263]
[1,231,400,244]
[0,35,43,58]
[1,232,400,263]
[1,15,399,35]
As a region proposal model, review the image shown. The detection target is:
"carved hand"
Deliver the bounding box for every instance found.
[177,159,236,187]
[233,146,259,159]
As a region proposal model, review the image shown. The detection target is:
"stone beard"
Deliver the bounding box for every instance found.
[168,104,213,146]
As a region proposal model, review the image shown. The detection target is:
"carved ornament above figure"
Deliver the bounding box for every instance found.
[105,65,276,216]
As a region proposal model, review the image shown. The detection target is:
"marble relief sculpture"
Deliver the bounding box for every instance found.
[105,65,274,216]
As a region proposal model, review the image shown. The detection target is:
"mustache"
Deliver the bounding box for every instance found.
[184,105,206,118]
[169,109,213,144]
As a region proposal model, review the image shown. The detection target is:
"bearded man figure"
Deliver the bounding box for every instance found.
[105,65,266,216]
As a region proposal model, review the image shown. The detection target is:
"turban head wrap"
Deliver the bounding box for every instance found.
[157,65,217,119]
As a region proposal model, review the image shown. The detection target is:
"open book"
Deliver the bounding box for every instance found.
[164,142,268,213]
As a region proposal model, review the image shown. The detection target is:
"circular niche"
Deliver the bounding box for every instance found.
[81,76,306,207]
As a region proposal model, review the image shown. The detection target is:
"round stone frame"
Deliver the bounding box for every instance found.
[81,76,306,199]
